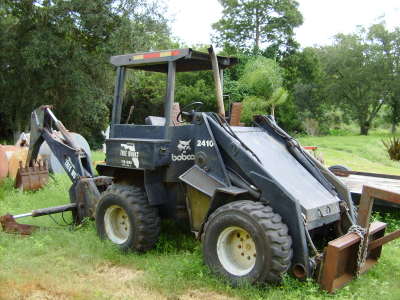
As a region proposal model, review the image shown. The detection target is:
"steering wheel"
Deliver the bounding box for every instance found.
[176,101,203,123]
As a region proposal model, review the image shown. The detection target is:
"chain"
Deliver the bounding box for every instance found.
[302,214,322,258]
[347,224,369,277]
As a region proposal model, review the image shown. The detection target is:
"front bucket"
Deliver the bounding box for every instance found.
[15,160,49,191]
[318,221,387,293]
[0,214,38,235]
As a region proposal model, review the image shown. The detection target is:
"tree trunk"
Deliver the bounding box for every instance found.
[13,111,22,143]
[360,122,370,135]
[255,8,260,50]
[13,123,21,143]
[270,104,275,118]
[391,123,397,134]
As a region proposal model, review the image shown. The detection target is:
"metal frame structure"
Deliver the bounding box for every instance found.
[320,185,400,293]
[109,48,237,135]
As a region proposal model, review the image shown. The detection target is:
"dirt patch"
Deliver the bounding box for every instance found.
[0,264,235,300]
[0,263,165,300]
[93,262,143,282]
[179,289,235,300]
[0,281,74,300]
[76,262,167,300]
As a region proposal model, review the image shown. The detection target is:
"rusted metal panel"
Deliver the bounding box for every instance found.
[0,214,38,235]
[319,221,386,293]
[229,102,243,126]
[320,185,400,293]
[15,160,49,191]
[358,185,400,227]
[368,230,400,250]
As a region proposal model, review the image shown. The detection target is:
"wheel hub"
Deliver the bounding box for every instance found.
[216,226,256,276]
[104,205,130,244]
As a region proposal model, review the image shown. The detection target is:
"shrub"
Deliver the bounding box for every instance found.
[382,136,400,161]
[302,118,320,136]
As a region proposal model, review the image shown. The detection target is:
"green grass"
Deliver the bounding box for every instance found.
[0,136,399,299]
[298,132,400,175]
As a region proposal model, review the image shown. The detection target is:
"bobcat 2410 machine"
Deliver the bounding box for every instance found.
[2,47,399,293]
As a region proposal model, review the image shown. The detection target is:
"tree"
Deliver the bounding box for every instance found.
[240,56,288,123]
[0,0,171,147]
[368,23,400,133]
[319,31,384,135]
[281,47,335,134]
[212,0,303,55]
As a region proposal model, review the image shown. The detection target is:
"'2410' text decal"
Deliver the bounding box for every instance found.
[196,139,214,147]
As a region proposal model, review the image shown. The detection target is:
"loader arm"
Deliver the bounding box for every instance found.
[26,105,93,182]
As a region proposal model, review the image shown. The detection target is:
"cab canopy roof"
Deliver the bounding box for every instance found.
[110,48,238,73]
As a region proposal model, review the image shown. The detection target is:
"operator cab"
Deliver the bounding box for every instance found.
[101,48,237,180]
[109,48,238,131]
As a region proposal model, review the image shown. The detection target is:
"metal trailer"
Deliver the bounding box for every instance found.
[330,167,400,209]
[3,47,399,293]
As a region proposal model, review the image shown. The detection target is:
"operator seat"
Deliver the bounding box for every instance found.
[145,116,166,126]
[144,102,182,126]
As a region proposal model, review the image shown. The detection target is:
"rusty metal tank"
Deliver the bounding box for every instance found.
[0,145,27,180]
[0,147,8,180]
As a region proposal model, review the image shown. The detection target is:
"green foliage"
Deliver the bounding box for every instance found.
[317,26,390,136]
[382,136,400,161]
[176,70,216,112]
[212,0,303,56]
[239,56,288,121]
[240,57,283,96]
[270,87,288,107]
[241,96,268,124]
[0,0,171,147]
[368,23,400,134]
[274,96,303,133]
[122,71,167,124]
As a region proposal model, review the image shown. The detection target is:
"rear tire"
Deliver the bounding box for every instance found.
[202,201,292,286]
[96,184,160,252]
[328,165,351,173]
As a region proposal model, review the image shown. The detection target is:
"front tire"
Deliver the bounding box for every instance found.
[202,201,292,286]
[96,184,160,252]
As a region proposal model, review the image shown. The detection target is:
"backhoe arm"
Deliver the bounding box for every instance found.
[27,106,93,182]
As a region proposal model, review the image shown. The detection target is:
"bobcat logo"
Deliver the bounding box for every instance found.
[172,140,194,162]
[177,140,191,153]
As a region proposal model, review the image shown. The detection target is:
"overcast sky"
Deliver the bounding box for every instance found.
[168,0,400,48]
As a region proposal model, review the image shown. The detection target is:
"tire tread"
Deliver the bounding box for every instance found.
[99,184,160,252]
[202,200,292,284]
